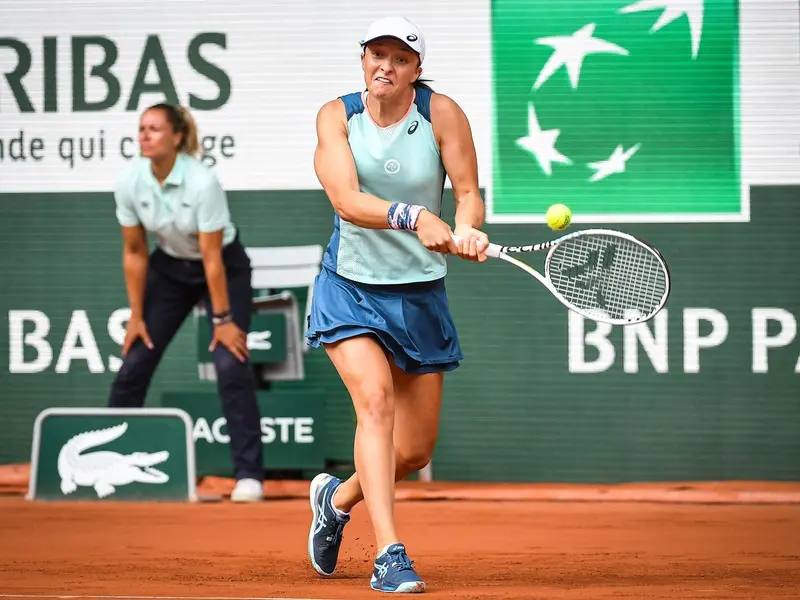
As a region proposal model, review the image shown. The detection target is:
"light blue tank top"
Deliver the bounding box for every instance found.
[321,87,447,285]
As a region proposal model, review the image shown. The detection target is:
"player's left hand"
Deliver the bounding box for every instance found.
[453,225,489,263]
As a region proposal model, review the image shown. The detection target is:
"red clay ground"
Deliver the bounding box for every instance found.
[1,493,799,599]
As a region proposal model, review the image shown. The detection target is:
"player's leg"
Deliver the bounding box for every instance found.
[316,334,425,593]
[333,279,455,508]
[309,363,439,585]
[305,268,447,592]
[325,334,399,545]
[360,280,456,593]
[332,364,442,511]
[307,333,397,577]
[391,367,442,478]
[319,363,438,593]
[108,257,200,407]
[365,362,436,594]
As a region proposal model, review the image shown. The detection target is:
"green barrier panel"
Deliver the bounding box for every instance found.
[162,389,326,476]
[27,408,197,502]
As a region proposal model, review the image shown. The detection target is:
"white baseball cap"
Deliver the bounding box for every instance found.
[360,16,426,64]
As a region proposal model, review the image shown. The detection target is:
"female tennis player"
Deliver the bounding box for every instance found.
[305,16,488,593]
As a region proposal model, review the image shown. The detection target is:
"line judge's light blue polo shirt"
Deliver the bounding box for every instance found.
[114,153,237,261]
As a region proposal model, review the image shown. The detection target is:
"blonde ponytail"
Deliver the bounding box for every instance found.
[176,106,199,157]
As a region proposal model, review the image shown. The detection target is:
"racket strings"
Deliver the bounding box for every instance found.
[547,235,667,321]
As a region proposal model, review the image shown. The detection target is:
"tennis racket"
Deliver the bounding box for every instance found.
[451,229,671,325]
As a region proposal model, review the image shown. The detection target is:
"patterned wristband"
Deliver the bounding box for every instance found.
[406,205,425,231]
[388,202,426,231]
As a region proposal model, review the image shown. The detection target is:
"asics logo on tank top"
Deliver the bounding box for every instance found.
[407,120,419,135]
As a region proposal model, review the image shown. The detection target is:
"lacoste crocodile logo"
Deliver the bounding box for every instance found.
[247,330,272,351]
[57,422,170,499]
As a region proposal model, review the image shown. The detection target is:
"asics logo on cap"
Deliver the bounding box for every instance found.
[361,16,426,63]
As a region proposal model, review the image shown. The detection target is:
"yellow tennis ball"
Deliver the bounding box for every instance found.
[546,203,572,230]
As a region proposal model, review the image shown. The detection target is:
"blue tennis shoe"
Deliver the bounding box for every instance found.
[370,543,426,593]
[308,473,350,576]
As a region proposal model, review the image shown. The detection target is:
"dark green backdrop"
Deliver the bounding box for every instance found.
[1,186,798,482]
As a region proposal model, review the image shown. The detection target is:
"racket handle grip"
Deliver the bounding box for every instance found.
[450,234,502,259]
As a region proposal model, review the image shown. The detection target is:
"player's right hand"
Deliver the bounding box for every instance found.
[416,210,459,255]
[122,316,154,356]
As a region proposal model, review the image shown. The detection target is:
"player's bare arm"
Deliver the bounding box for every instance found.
[431,93,485,229]
[314,98,457,253]
[314,100,396,229]
[431,93,488,260]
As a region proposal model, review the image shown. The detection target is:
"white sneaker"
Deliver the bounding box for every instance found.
[230,478,264,503]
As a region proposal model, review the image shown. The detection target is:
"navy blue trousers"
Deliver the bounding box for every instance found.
[108,237,263,481]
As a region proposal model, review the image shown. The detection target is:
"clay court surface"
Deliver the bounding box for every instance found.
[2,481,800,600]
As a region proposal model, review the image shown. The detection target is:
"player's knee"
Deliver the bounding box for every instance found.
[354,385,394,430]
[396,441,435,475]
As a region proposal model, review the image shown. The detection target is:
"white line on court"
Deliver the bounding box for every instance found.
[0,596,333,600]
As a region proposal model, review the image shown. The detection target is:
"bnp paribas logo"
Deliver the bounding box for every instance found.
[489,0,743,224]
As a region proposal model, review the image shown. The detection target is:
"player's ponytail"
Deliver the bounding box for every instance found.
[413,78,434,91]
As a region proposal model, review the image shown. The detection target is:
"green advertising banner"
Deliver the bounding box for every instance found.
[28,408,196,502]
[489,0,743,223]
[162,389,326,476]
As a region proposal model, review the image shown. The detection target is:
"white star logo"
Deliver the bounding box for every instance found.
[516,102,572,176]
[533,23,629,90]
[619,0,704,59]
[587,143,642,182]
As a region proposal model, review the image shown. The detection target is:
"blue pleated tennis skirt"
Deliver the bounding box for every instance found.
[305,267,463,374]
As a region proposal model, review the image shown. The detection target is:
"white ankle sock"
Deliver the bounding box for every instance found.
[330,488,349,519]
[377,542,400,558]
